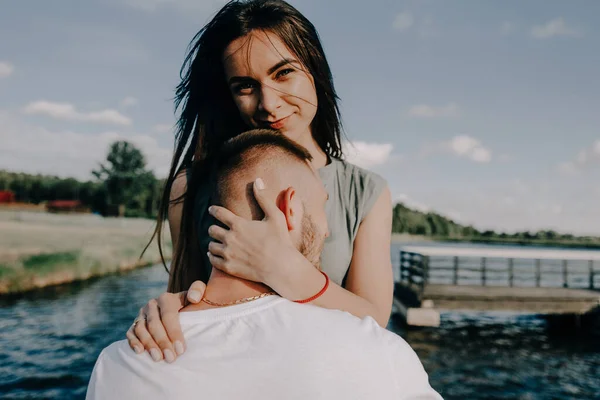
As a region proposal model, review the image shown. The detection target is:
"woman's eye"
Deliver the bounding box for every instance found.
[276,68,294,79]
[233,82,255,94]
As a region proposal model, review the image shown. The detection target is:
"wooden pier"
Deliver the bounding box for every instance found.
[393,246,600,327]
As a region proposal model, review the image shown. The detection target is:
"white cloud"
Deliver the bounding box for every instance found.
[469,147,492,163]
[408,103,460,118]
[120,96,138,108]
[531,18,581,39]
[0,61,14,78]
[558,139,600,175]
[342,140,394,169]
[0,112,170,179]
[395,193,430,213]
[153,124,173,134]
[23,101,132,126]
[420,135,493,163]
[449,135,492,163]
[393,12,414,31]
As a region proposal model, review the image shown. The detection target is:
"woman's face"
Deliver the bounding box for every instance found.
[222,30,318,144]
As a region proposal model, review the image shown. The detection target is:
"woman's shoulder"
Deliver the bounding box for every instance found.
[330,158,388,222]
[333,158,387,190]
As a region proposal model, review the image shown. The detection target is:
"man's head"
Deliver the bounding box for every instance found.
[213,129,329,268]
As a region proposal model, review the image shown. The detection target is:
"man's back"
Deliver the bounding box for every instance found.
[87,297,441,400]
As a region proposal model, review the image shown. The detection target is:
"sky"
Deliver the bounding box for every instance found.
[1,0,599,235]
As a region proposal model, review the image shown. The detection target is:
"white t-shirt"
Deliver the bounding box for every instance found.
[87,297,442,400]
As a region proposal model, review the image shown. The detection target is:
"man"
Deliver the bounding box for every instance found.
[86,130,442,400]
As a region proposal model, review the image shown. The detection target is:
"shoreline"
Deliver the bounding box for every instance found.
[0,257,170,296]
[0,210,172,296]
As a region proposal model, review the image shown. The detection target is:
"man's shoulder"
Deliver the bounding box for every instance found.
[95,339,150,370]
[279,299,390,343]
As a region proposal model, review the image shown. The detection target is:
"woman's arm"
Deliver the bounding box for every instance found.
[126,170,206,362]
[207,181,394,327]
[271,186,393,326]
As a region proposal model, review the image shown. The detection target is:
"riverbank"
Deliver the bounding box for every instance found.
[436,236,600,250]
[0,210,171,295]
[391,232,600,250]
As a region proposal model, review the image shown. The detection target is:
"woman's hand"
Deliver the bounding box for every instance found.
[207,178,298,286]
[126,280,206,362]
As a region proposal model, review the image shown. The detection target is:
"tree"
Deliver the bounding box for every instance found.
[92,141,155,217]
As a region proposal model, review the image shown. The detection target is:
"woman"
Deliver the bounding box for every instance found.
[128,0,393,363]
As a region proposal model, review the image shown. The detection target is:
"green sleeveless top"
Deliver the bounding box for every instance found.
[192,158,387,287]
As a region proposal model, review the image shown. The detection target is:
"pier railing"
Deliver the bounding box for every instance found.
[399,250,599,295]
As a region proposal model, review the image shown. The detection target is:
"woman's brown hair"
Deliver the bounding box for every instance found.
[143,0,344,292]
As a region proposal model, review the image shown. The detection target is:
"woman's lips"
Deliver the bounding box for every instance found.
[262,115,290,130]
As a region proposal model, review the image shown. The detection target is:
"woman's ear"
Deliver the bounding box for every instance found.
[277,186,300,231]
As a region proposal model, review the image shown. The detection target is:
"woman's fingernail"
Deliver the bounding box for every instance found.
[208,206,213,214]
[150,348,162,362]
[164,349,175,363]
[188,290,201,303]
[174,341,185,355]
[134,345,143,354]
[255,178,265,190]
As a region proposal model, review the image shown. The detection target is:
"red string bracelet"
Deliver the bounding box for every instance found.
[293,270,330,304]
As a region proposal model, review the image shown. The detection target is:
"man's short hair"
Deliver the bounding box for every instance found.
[212,129,314,217]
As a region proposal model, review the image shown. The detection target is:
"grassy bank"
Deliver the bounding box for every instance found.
[0,210,171,295]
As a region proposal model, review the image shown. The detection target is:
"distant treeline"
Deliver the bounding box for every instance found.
[0,170,162,218]
[0,141,163,218]
[1,139,598,245]
[392,203,600,247]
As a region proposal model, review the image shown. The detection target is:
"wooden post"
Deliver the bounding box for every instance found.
[481,257,487,286]
[535,259,541,287]
[421,256,430,293]
[399,251,404,283]
[508,258,514,287]
[589,260,595,290]
[453,256,459,285]
[562,260,568,288]
[408,253,414,286]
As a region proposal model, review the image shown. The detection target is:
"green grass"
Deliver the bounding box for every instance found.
[0,210,172,294]
[22,251,80,273]
[0,264,14,279]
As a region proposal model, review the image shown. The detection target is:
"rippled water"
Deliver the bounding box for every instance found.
[1,264,599,399]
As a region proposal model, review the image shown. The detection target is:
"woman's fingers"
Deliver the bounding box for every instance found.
[208,205,240,229]
[133,306,163,362]
[156,293,188,356]
[207,224,228,243]
[252,178,281,220]
[208,241,226,258]
[207,251,227,271]
[145,299,177,363]
[126,308,145,354]
[186,280,207,304]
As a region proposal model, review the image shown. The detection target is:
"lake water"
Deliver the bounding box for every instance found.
[1,243,599,399]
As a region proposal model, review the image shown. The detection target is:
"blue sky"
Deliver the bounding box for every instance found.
[1,0,599,235]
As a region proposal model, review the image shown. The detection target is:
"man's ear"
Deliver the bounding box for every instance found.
[277,186,300,231]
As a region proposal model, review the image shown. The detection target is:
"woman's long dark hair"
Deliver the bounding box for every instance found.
[144,0,344,293]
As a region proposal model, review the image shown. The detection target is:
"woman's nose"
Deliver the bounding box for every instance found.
[258,84,282,113]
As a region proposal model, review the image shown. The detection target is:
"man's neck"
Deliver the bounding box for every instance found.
[182,268,274,311]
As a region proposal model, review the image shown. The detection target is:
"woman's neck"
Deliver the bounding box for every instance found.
[294,132,329,169]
